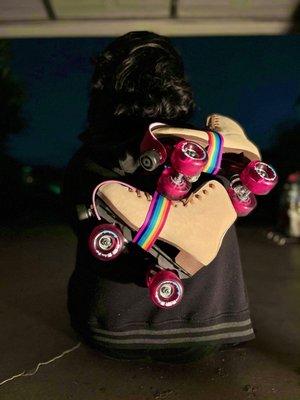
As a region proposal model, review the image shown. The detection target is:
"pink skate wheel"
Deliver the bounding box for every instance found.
[147,270,184,309]
[88,224,124,261]
[227,186,257,217]
[171,140,207,178]
[240,160,278,195]
[157,167,191,200]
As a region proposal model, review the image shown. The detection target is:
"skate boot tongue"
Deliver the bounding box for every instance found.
[206,113,261,161]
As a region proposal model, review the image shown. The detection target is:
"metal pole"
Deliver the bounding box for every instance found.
[41,0,57,20]
[170,0,178,19]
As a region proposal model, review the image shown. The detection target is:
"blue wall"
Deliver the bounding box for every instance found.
[8,36,300,168]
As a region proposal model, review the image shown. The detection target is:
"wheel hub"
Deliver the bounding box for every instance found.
[182,142,206,160]
[231,176,251,202]
[141,156,152,168]
[255,162,276,181]
[185,148,197,158]
[159,283,174,299]
[99,235,113,250]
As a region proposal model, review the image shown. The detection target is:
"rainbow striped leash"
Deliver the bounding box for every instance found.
[133,191,171,251]
[203,130,224,175]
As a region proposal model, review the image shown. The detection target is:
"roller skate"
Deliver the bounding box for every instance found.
[139,116,261,175]
[82,178,236,307]
[88,179,236,273]
[80,183,188,309]
[139,116,265,210]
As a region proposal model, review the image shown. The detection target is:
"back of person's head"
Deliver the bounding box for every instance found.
[83,31,195,143]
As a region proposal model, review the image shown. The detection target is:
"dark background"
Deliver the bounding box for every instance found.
[1,35,300,226]
[7,35,300,166]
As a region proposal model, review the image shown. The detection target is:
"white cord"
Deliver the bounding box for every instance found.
[0,342,81,387]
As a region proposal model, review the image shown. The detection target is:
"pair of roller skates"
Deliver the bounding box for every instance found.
[84,115,278,309]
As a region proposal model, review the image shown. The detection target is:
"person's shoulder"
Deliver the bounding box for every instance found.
[65,145,89,173]
[65,140,115,176]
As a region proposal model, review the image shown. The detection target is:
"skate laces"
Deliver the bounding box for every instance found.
[127,187,152,201]
[127,182,216,207]
[209,114,221,131]
[128,186,189,207]
[177,182,216,207]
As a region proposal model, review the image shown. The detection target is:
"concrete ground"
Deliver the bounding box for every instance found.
[0,220,299,399]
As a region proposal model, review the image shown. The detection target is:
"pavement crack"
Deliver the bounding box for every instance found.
[0,342,81,387]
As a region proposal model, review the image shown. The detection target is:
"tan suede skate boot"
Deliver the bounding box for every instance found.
[206,113,261,160]
[97,180,237,276]
[146,115,261,161]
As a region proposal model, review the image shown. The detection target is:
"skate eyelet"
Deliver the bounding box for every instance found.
[144,192,152,201]
[209,183,215,189]
[202,189,209,195]
[195,194,201,200]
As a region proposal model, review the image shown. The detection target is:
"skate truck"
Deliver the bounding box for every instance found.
[81,114,278,309]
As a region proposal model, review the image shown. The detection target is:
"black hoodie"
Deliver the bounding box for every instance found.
[63,122,254,351]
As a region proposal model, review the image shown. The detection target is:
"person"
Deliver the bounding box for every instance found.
[63,31,254,363]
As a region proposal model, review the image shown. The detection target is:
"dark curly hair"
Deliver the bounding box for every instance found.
[81,31,195,143]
